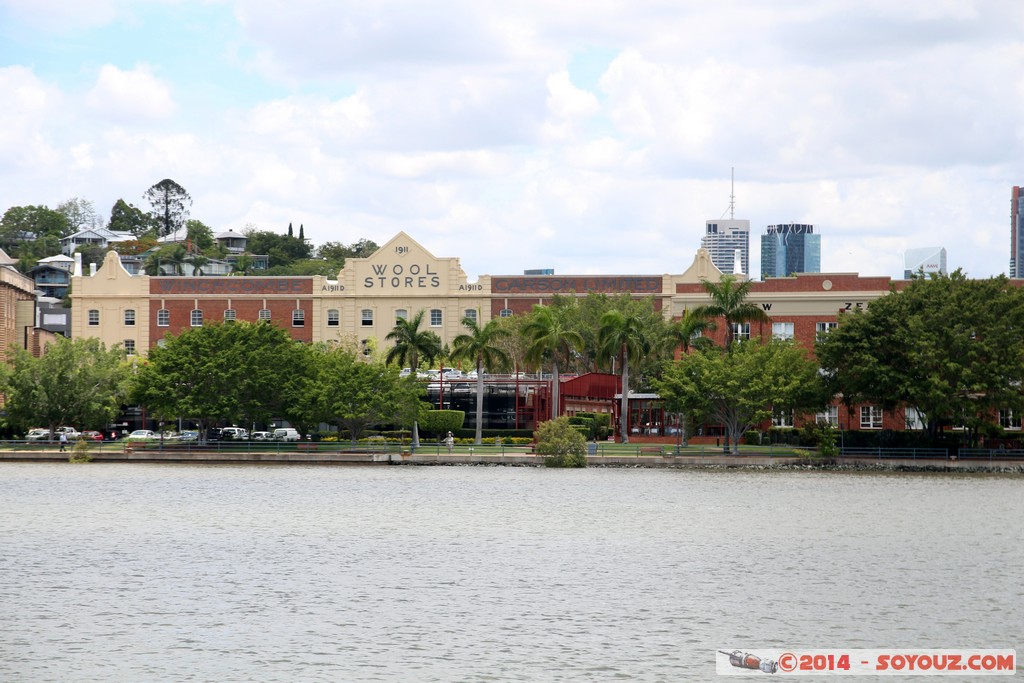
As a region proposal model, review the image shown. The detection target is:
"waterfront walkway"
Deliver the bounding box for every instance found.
[2,442,1023,471]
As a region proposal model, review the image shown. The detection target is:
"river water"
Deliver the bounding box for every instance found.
[0,464,1021,681]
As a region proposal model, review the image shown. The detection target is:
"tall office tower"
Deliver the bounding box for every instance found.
[702,219,750,275]
[903,247,947,279]
[1011,186,1023,277]
[760,223,821,279]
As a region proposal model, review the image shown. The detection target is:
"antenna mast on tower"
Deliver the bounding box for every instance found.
[721,167,736,219]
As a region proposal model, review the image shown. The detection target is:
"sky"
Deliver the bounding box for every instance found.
[1,0,1022,281]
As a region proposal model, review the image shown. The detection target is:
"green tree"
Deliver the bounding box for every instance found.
[243,228,312,267]
[523,304,584,420]
[0,205,70,255]
[107,199,157,237]
[185,219,215,253]
[385,310,443,447]
[655,340,824,454]
[143,178,192,237]
[694,274,770,348]
[451,316,511,444]
[598,308,652,443]
[816,271,1024,446]
[132,322,300,441]
[535,416,588,467]
[318,349,421,444]
[1,338,131,438]
[663,308,716,446]
[277,342,329,439]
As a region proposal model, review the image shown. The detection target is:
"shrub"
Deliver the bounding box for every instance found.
[69,439,92,463]
[535,417,587,468]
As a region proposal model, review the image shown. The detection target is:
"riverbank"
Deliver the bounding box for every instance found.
[2,448,1022,472]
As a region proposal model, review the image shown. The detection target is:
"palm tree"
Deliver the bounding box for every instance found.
[598,309,651,444]
[451,317,511,445]
[668,308,716,355]
[522,305,584,422]
[186,253,209,276]
[665,308,715,447]
[385,311,442,448]
[694,274,770,348]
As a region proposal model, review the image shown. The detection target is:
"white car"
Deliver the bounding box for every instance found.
[127,429,157,440]
[273,428,300,441]
[26,428,52,441]
[251,431,273,441]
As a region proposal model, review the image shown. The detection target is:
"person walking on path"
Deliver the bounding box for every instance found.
[59,432,68,452]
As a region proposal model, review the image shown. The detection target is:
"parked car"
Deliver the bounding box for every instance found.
[26,428,51,441]
[251,431,273,441]
[273,428,300,441]
[81,430,104,441]
[126,429,157,440]
[55,426,80,439]
[179,430,199,442]
[220,427,249,440]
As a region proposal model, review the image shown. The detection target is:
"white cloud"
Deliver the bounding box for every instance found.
[86,64,176,122]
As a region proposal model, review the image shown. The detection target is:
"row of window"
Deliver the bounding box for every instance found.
[776,405,1024,431]
[92,308,500,329]
[730,321,838,341]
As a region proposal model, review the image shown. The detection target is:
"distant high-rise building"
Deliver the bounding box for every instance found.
[760,224,821,279]
[904,247,947,279]
[702,219,750,275]
[1011,186,1024,277]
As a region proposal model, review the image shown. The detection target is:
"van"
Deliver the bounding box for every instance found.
[273,428,300,441]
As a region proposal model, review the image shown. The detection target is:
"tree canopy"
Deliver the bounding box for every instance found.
[1,338,131,437]
[816,271,1024,444]
[143,179,192,237]
[655,339,825,454]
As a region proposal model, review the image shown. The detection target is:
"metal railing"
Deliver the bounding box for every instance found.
[838,447,949,460]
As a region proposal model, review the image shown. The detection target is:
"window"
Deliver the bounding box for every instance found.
[816,405,839,427]
[731,322,750,341]
[124,309,136,327]
[999,410,1021,430]
[772,322,794,340]
[224,309,236,322]
[258,309,271,321]
[772,409,794,428]
[395,309,408,321]
[905,407,926,430]
[464,309,477,325]
[123,339,136,355]
[860,406,883,430]
[191,309,203,327]
[292,309,305,327]
[157,309,170,327]
[327,309,339,327]
[361,309,374,326]
[816,322,838,335]
[88,310,99,326]
[430,309,442,326]
[499,308,513,318]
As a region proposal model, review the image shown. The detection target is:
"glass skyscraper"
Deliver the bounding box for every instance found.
[760,224,821,279]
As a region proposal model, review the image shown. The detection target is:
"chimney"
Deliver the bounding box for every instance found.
[733,248,742,275]
[73,252,83,277]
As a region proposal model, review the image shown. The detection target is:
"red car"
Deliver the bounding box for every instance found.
[81,430,105,442]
